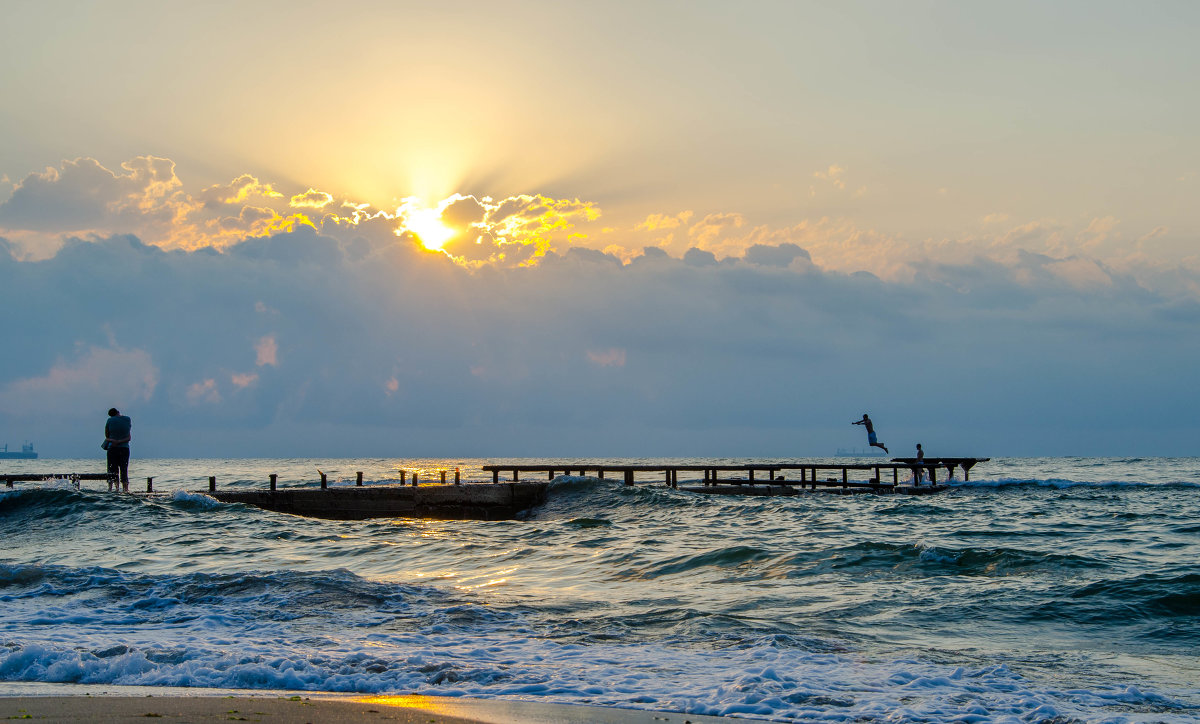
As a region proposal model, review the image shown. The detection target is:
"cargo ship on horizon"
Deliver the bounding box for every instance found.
[0,442,37,460]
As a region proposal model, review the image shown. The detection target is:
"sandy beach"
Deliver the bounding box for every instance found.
[0,693,747,723]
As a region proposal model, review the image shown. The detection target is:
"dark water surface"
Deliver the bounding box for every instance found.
[1,457,1197,722]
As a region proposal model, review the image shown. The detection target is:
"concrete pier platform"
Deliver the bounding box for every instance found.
[203,482,549,521]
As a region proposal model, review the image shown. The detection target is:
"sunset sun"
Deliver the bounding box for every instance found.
[405,207,456,251]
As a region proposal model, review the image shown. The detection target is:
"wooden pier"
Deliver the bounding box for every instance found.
[3,473,115,488]
[3,457,988,517]
[2,471,547,520]
[481,458,989,494]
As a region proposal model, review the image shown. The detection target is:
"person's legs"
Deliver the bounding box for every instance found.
[106,448,120,491]
[115,447,130,489]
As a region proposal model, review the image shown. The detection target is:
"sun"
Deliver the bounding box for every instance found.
[405,207,456,251]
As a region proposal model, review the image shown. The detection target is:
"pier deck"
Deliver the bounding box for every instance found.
[3,473,113,488]
[481,457,989,492]
[204,482,548,521]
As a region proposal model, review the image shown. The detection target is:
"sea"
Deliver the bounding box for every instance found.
[1,456,1197,723]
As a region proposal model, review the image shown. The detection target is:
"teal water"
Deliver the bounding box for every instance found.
[1,457,1198,722]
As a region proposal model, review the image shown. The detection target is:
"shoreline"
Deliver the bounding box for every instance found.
[0,685,754,723]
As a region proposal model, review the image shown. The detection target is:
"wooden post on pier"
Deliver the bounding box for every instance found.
[320,471,328,489]
[412,472,419,487]
[455,468,461,485]
[401,471,407,485]
[624,470,634,486]
[146,477,153,493]
[209,476,216,492]
[492,469,499,483]
[269,474,277,491]
[440,470,447,484]
[356,471,363,486]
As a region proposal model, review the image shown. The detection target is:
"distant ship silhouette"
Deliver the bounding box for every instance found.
[0,442,37,460]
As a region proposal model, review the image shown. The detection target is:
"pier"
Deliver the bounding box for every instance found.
[204,482,548,520]
[3,473,113,488]
[481,457,989,493]
[2,470,547,519]
[3,457,988,517]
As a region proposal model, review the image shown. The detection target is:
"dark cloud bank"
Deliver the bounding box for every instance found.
[2,230,1197,458]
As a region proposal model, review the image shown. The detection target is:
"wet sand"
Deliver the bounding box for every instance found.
[0,693,750,723]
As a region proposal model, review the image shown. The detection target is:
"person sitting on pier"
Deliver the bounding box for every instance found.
[852,414,888,454]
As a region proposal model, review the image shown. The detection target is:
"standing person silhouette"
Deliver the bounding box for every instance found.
[104,408,132,492]
[915,443,925,485]
[852,414,888,454]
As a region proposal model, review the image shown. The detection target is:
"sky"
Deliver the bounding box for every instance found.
[2,0,1198,458]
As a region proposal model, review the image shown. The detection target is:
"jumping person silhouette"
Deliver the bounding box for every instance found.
[852,414,888,454]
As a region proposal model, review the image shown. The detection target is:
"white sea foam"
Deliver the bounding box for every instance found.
[0,563,1195,722]
[0,630,1193,722]
[169,490,225,509]
[957,477,1200,489]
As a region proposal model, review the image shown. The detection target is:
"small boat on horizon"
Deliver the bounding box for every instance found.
[0,442,38,460]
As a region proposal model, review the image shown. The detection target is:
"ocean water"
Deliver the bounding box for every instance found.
[1,456,1198,722]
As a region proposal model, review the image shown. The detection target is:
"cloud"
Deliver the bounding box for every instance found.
[813,164,847,190]
[231,373,258,388]
[586,348,627,367]
[636,211,693,232]
[1,225,1198,457]
[187,378,221,404]
[289,188,335,209]
[744,243,811,268]
[2,155,1199,456]
[688,212,745,248]
[202,174,282,204]
[255,336,278,367]
[0,157,185,234]
[0,344,159,419]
